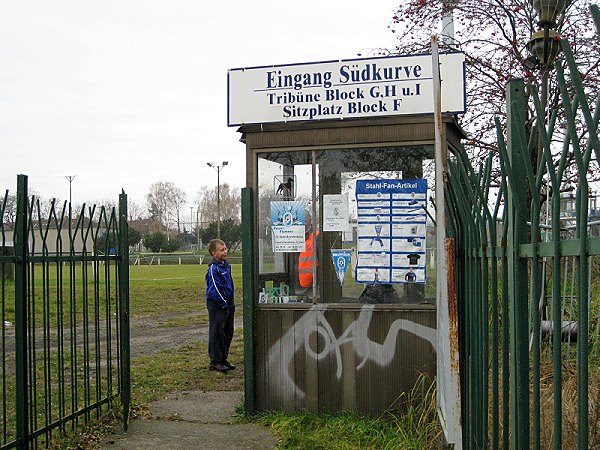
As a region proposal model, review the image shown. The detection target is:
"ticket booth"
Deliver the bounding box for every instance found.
[230,53,466,414]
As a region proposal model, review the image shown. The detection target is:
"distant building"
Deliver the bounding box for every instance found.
[559,192,600,221]
[3,217,105,254]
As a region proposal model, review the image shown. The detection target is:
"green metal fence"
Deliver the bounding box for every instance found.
[446,6,600,449]
[0,175,130,449]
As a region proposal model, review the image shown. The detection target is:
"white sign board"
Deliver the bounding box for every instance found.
[228,53,465,126]
[323,194,350,232]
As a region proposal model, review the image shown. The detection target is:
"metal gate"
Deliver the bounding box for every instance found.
[446,5,600,449]
[0,175,130,449]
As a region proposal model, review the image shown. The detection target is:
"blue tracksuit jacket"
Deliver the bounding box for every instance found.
[205,258,234,309]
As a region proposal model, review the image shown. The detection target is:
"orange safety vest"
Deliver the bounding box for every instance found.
[298,231,319,288]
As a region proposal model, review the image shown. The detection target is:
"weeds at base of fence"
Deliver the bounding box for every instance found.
[244,374,442,449]
[43,400,122,449]
[541,362,600,449]
[489,359,600,447]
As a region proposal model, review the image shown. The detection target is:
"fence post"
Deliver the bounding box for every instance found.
[14,174,29,449]
[118,191,130,430]
[432,36,463,449]
[241,187,255,414]
[505,79,530,449]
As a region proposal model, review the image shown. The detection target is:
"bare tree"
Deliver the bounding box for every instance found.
[2,190,53,226]
[146,181,172,231]
[145,181,188,234]
[195,183,241,227]
[389,0,600,187]
[128,200,146,221]
[1,192,16,228]
[171,186,187,234]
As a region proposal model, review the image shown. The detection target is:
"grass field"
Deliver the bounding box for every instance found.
[129,263,237,315]
[0,263,245,448]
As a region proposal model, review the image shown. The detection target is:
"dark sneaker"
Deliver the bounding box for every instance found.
[222,361,236,370]
[209,362,230,373]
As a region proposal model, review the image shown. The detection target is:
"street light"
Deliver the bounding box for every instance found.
[65,175,77,226]
[65,175,77,207]
[527,0,567,175]
[527,4,568,444]
[532,0,567,28]
[207,161,228,239]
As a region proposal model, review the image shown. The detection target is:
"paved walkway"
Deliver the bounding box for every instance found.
[99,391,277,449]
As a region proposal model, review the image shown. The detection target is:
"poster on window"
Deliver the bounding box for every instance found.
[323,194,350,232]
[355,179,427,284]
[270,201,306,252]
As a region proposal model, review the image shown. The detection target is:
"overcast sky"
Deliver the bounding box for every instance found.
[1,1,399,210]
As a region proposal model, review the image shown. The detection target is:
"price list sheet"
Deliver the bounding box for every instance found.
[355,179,427,284]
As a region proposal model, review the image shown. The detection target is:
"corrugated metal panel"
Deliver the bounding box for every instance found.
[254,305,436,414]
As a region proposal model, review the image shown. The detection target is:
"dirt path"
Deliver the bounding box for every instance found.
[129,312,243,358]
[1,311,242,361]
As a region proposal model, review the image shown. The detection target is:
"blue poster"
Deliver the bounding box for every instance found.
[331,249,352,286]
[355,179,427,284]
[270,201,306,252]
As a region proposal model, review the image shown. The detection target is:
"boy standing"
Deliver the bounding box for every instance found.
[205,239,235,373]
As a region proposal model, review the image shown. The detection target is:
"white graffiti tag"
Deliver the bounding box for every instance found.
[267,304,436,401]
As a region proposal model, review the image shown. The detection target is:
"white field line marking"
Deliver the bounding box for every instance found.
[130,275,204,281]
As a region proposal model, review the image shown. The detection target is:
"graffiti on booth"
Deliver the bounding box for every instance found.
[267,305,436,400]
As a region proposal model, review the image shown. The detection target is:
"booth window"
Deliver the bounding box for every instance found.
[256,146,436,305]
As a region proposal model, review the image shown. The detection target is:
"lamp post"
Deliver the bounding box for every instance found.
[207,161,228,239]
[527,1,566,325]
[65,175,77,206]
[526,1,568,448]
[65,175,77,225]
[196,209,200,246]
